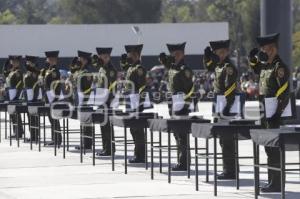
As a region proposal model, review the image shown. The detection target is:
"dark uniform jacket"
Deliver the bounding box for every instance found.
[44,65,61,103]
[204,56,238,115]
[249,55,290,128]
[97,62,117,104]
[124,61,146,112]
[6,69,23,101]
[24,66,40,102]
[167,59,194,115]
[77,64,94,104]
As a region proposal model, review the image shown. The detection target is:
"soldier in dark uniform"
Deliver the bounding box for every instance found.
[75,50,94,150]
[68,56,82,105]
[2,57,12,78]
[44,51,62,146]
[94,47,117,156]
[24,55,41,142]
[6,55,24,138]
[248,33,289,192]
[160,42,195,171]
[121,44,147,163]
[203,40,238,179]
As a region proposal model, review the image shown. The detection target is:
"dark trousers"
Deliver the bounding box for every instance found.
[264,118,281,186]
[219,135,236,174]
[48,115,62,145]
[11,114,24,137]
[130,127,145,160]
[100,119,115,153]
[173,129,189,167]
[82,125,92,149]
[29,115,39,141]
[265,146,281,185]
[170,107,190,167]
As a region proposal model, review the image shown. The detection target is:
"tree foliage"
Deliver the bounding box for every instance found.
[55,0,162,24]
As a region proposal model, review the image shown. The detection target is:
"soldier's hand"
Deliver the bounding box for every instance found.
[249,48,259,59]
[159,52,167,64]
[204,46,212,58]
[92,54,98,63]
[210,53,220,64]
[248,48,260,65]
[71,57,78,66]
[120,54,127,64]
[4,59,11,69]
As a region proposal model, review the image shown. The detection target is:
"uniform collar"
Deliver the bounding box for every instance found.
[220,56,230,64]
[49,64,57,70]
[132,60,141,66]
[103,62,113,68]
[271,54,281,65]
[174,59,185,70]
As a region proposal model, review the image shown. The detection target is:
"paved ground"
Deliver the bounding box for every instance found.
[0,103,299,199]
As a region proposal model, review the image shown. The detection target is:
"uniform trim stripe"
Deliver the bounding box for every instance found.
[83,88,92,95]
[206,60,213,66]
[139,85,146,94]
[224,83,236,97]
[109,81,117,91]
[250,61,257,66]
[184,85,195,100]
[53,81,59,91]
[16,81,22,89]
[33,82,39,90]
[276,81,288,97]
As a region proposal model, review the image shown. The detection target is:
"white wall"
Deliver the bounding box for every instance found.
[0,23,228,58]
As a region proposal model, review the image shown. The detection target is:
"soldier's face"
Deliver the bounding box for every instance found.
[171,50,184,64]
[214,48,229,62]
[79,57,88,66]
[260,44,277,62]
[127,52,140,64]
[47,57,58,66]
[99,54,111,65]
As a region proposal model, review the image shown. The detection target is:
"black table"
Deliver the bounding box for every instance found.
[77,107,122,165]
[27,103,49,151]
[7,102,29,147]
[250,128,300,199]
[0,102,8,142]
[191,119,260,196]
[109,112,158,174]
[148,116,211,183]
[51,103,78,157]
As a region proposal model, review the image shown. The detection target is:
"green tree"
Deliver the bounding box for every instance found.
[16,0,58,24]
[293,31,300,67]
[161,0,260,55]
[0,9,17,24]
[57,0,162,24]
[206,0,260,54]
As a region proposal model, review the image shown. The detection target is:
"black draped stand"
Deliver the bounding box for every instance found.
[148,116,210,183]
[51,103,78,158]
[191,119,260,196]
[250,128,300,199]
[0,102,8,142]
[27,102,48,151]
[109,112,158,174]
[7,102,31,147]
[78,107,122,165]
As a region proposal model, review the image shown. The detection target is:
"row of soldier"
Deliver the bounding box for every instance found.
[3,32,288,193]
